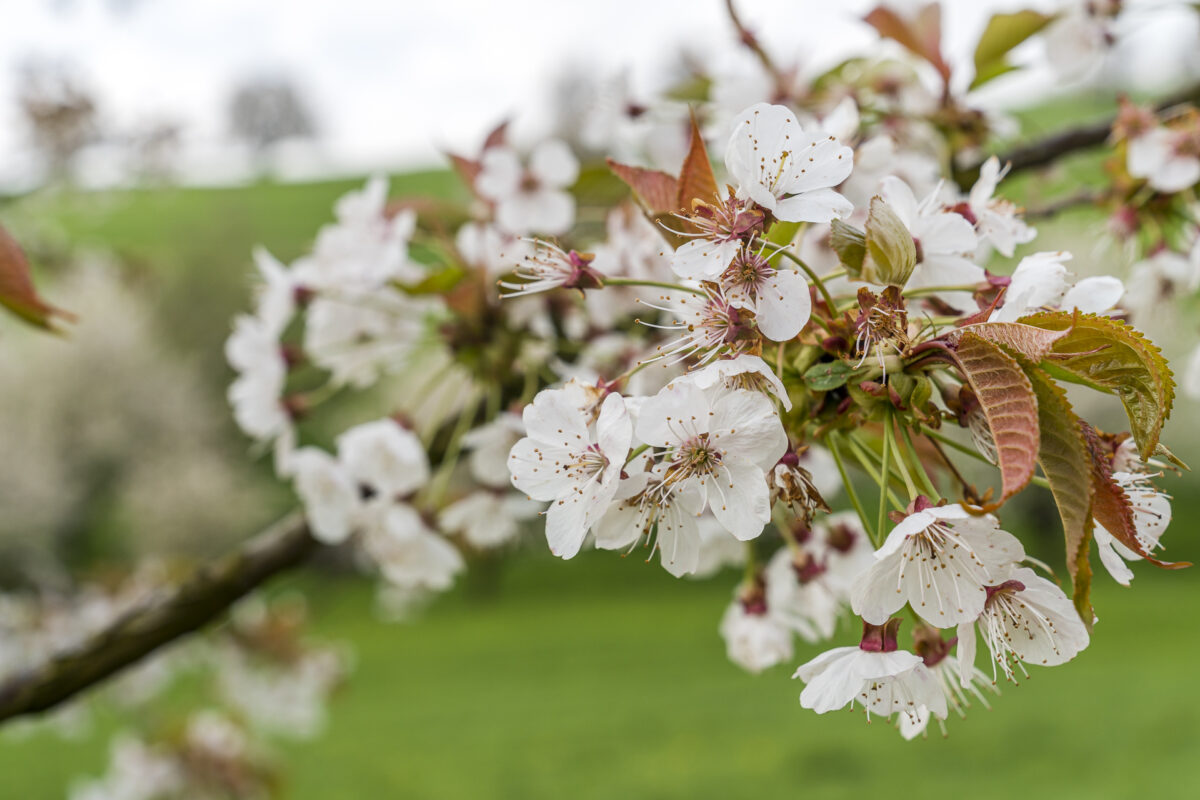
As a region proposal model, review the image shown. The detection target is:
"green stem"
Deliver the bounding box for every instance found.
[819,268,846,282]
[844,434,905,514]
[884,418,918,499]
[878,414,892,541]
[898,422,940,500]
[625,443,650,466]
[920,426,1051,490]
[828,434,877,546]
[428,391,481,505]
[902,285,979,298]
[603,277,706,296]
[777,249,837,311]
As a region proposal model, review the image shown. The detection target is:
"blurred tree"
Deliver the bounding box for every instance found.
[226,76,317,166]
[16,62,100,183]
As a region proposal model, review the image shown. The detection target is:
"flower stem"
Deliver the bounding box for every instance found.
[897,422,941,501]
[625,443,650,466]
[844,435,905,515]
[603,277,706,296]
[829,434,878,546]
[920,426,1051,490]
[878,414,892,539]
[885,415,919,500]
[776,249,837,312]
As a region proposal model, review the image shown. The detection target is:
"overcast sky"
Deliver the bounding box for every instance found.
[1,0,1197,189]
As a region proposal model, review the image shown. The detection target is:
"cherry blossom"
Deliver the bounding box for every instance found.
[719,587,794,674]
[966,157,1036,258]
[438,490,541,549]
[957,567,1090,683]
[476,140,579,235]
[634,381,787,540]
[508,388,632,559]
[725,103,855,223]
[851,502,1025,627]
[1127,126,1200,193]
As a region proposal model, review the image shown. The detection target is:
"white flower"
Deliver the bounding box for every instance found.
[635,381,787,540]
[336,418,430,499]
[1093,471,1172,585]
[588,205,674,326]
[795,642,947,724]
[508,389,632,559]
[476,140,578,235]
[879,176,983,310]
[992,251,1124,323]
[764,545,842,643]
[841,135,941,210]
[670,193,765,282]
[956,566,1090,684]
[498,239,602,297]
[720,246,813,341]
[692,514,747,577]
[640,285,757,366]
[290,447,360,545]
[687,354,791,411]
[1185,342,1200,400]
[808,511,876,598]
[362,501,464,591]
[719,597,794,673]
[724,103,854,223]
[593,462,705,577]
[228,365,289,443]
[851,503,1024,627]
[250,247,297,335]
[1124,244,1200,322]
[438,490,541,549]
[226,313,284,376]
[303,288,436,389]
[461,412,526,489]
[967,157,1036,258]
[455,221,534,278]
[1128,127,1200,193]
[294,176,423,290]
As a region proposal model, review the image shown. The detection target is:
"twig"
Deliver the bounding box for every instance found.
[0,513,316,723]
[954,80,1200,188]
[724,0,788,97]
[1024,189,1104,220]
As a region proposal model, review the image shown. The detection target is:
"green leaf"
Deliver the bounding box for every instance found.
[0,222,69,331]
[803,360,858,391]
[1020,311,1174,460]
[829,219,866,278]
[1025,367,1095,626]
[971,10,1055,90]
[863,196,916,286]
[950,332,1040,507]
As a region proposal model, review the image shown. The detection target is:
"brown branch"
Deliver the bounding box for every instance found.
[1024,189,1105,220]
[724,0,788,97]
[0,513,316,724]
[954,80,1200,189]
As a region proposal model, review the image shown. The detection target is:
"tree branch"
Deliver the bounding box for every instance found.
[955,80,1200,188]
[0,513,316,724]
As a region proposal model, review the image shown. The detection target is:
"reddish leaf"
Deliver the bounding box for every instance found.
[864,3,952,85]
[1025,367,1095,625]
[1082,422,1190,571]
[950,331,1039,508]
[482,119,510,151]
[606,158,681,215]
[676,111,719,211]
[952,320,1072,362]
[447,153,482,192]
[0,222,69,330]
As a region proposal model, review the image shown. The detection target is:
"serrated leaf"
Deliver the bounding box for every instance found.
[0,222,69,331]
[863,196,916,286]
[1025,367,1094,626]
[950,332,1040,508]
[804,360,857,391]
[830,219,866,279]
[864,3,952,85]
[676,112,719,211]
[1081,422,1190,571]
[606,159,680,215]
[1020,311,1173,460]
[951,320,1071,361]
[971,10,1054,89]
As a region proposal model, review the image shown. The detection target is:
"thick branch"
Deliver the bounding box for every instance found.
[0,513,316,723]
[955,81,1200,188]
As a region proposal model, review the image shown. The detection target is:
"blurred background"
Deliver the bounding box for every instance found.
[0,0,1198,797]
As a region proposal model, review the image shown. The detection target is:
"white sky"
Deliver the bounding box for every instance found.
[1,0,1197,189]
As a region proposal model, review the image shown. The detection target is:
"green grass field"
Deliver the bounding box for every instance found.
[1,553,1197,798]
[1,132,1198,796]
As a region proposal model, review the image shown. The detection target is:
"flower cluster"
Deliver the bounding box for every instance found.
[220,1,1191,743]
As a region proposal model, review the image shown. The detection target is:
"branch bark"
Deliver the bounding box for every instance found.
[0,513,316,724]
[954,80,1200,188]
